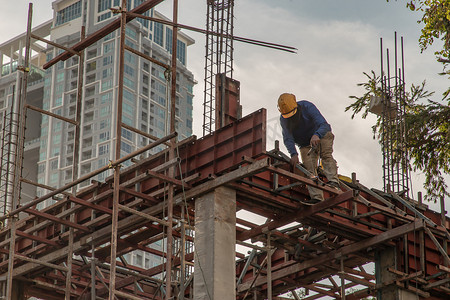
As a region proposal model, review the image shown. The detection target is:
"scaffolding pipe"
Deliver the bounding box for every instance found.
[5,3,33,298]
[65,24,86,299]
[164,0,179,298]
[109,0,128,297]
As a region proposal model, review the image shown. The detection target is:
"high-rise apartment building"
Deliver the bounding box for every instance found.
[0,0,195,268]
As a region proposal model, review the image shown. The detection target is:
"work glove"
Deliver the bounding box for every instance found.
[290,154,299,166]
[310,135,320,147]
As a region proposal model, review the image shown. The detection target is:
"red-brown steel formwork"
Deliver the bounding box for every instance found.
[0,108,449,299]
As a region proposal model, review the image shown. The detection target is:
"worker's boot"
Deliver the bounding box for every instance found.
[327,181,340,190]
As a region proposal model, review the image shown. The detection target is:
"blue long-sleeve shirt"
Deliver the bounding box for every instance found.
[280,100,332,157]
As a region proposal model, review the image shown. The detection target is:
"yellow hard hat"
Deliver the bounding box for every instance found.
[278,93,297,118]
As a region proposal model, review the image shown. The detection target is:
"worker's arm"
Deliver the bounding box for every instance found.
[280,116,298,157]
[304,102,331,139]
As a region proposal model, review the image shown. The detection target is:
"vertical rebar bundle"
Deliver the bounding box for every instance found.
[380,33,410,197]
[203,0,234,136]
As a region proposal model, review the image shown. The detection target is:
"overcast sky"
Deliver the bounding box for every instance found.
[0,1,447,212]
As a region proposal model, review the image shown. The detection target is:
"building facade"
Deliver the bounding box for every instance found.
[0,0,195,270]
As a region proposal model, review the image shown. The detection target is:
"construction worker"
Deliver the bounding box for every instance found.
[278,93,340,202]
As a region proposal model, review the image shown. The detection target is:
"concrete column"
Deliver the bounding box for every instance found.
[376,247,418,300]
[194,186,236,300]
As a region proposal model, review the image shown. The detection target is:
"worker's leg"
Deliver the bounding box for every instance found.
[319,132,339,185]
[300,146,324,201]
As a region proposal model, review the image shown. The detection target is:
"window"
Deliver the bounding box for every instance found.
[151,104,165,119]
[85,111,94,122]
[154,22,164,46]
[53,134,61,145]
[123,102,134,115]
[98,158,107,168]
[101,92,112,103]
[135,253,143,266]
[98,0,110,12]
[157,96,166,106]
[121,141,132,154]
[86,74,96,84]
[86,61,97,72]
[102,67,113,79]
[187,94,193,105]
[142,99,148,110]
[81,163,91,175]
[56,72,65,82]
[125,26,137,40]
[50,160,59,170]
[49,173,59,184]
[54,96,62,107]
[124,52,135,64]
[66,143,74,154]
[124,77,134,89]
[39,151,46,161]
[157,120,165,131]
[55,1,81,26]
[142,86,148,97]
[100,106,110,117]
[87,48,98,59]
[103,42,114,54]
[99,144,109,155]
[99,131,110,142]
[122,115,133,126]
[100,119,110,129]
[143,74,149,85]
[101,79,113,91]
[54,121,62,132]
[103,55,113,66]
[38,164,45,174]
[65,169,73,180]
[55,84,64,94]
[123,89,135,102]
[104,32,115,41]
[98,12,111,22]
[165,28,173,53]
[85,86,95,97]
[177,40,186,65]
[121,128,132,141]
[124,64,134,77]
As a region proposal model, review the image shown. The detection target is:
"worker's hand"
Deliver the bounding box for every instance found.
[310,135,320,147]
[290,154,299,166]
